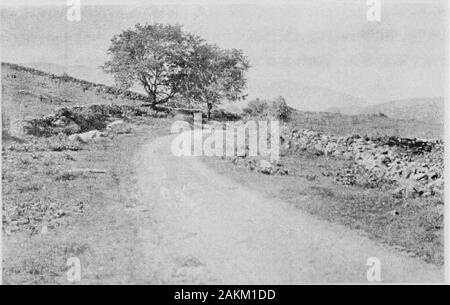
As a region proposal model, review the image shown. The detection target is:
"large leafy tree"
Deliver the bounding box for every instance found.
[103,23,195,106]
[103,23,250,117]
[185,42,250,119]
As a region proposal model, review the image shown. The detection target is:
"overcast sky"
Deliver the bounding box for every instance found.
[1,0,447,104]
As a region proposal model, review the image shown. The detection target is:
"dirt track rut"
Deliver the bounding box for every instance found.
[133,133,444,284]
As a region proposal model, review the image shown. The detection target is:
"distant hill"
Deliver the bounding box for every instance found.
[1,62,148,137]
[290,86,369,112]
[247,80,368,113]
[359,98,445,124]
[327,97,444,123]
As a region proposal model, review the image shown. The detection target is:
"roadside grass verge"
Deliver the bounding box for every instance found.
[2,118,171,284]
[288,111,442,139]
[202,153,444,265]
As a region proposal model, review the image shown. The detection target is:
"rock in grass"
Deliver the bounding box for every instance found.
[259,160,273,174]
[388,210,400,217]
[68,130,103,143]
[107,120,132,134]
[40,225,49,235]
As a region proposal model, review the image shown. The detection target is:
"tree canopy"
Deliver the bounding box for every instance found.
[182,42,250,118]
[243,96,292,122]
[103,23,250,117]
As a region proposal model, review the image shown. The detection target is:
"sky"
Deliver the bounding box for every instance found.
[0,0,448,107]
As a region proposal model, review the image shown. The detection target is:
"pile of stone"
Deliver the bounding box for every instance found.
[24,104,151,137]
[231,156,289,176]
[3,197,85,235]
[3,134,83,153]
[67,120,133,144]
[323,163,394,189]
[281,127,444,198]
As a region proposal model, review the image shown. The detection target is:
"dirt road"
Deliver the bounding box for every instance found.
[133,132,444,284]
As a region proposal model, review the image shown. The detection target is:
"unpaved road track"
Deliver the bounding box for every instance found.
[133,133,444,284]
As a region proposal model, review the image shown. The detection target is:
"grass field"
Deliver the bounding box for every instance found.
[288,110,443,139]
[1,63,144,137]
[2,119,171,284]
[202,149,444,265]
[1,63,173,284]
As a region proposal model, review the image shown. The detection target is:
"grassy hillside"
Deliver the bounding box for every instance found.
[21,62,114,86]
[326,97,445,125]
[2,62,172,284]
[360,97,445,123]
[288,109,443,139]
[1,62,148,137]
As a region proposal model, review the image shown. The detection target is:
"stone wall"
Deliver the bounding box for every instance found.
[280,127,444,198]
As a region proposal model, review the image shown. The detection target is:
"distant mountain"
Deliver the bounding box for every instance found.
[289,86,368,112]
[360,97,444,123]
[21,62,114,86]
[247,80,368,112]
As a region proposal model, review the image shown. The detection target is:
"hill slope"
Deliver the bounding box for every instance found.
[326,97,445,124]
[247,80,368,112]
[2,62,444,140]
[360,98,445,123]
[21,62,114,86]
[1,62,147,137]
[288,110,443,139]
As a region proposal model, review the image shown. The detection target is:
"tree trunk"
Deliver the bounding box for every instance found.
[207,103,212,121]
[150,93,158,108]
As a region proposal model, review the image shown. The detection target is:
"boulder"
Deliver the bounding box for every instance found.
[62,121,81,134]
[259,160,273,174]
[53,118,66,127]
[107,120,124,129]
[68,130,103,143]
[412,173,427,181]
[106,120,131,134]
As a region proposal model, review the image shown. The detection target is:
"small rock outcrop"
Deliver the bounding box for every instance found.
[281,127,443,198]
[68,130,105,143]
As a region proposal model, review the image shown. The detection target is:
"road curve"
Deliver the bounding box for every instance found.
[133,133,444,284]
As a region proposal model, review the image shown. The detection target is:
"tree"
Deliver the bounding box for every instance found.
[103,23,250,116]
[243,96,292,122]
[243,98,270,118]
[184,43,250,119]
[269,96,292,121]
[103,23,197,107]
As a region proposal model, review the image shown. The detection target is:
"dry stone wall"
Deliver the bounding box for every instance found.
[280,127,443,198]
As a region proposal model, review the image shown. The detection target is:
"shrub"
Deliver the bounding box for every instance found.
[24,117,55,137]
[60,72,72,82]
[210,109,242,121]
[243,98,270,118]
[269,96,292,122]
[243,96,292,121]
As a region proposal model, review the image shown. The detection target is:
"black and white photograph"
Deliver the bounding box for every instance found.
[0,0,448,288]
